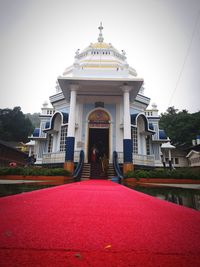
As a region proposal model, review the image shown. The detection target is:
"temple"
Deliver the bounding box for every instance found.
[30,23,168,176]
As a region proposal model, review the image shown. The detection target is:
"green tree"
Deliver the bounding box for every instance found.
[0,107,34,142]
[25,113,40,127]
[160,106,200,147]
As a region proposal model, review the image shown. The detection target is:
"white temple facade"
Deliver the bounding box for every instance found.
[30,24,168,175]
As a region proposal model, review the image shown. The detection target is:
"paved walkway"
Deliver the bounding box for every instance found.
[0,179,46,184]
[142,182,200,189]
[0,180,200,266]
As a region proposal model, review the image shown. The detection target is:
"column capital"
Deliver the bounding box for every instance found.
[121,85,132,93]
[69,84,79,91]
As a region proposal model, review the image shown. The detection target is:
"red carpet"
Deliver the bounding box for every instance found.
[0,180,200,266]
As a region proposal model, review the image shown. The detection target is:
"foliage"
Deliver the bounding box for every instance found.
[0,167,71,176]
[159,106,200,147]
[125,168,200,179]
[25,113,40,127]
[0,107,34,142]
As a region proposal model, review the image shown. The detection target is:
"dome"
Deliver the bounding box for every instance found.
[62,23,137,78]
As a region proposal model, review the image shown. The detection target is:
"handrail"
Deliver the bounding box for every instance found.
[113,151,124,183]
[73,150,84,181]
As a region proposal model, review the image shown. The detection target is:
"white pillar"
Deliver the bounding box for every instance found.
[65,84,78,169]
[123,86,131,139]
[168,149,171,161]
[121,85,133,169]
[67,85,78,137]
[28,146,32,157]
[168,148,172,170]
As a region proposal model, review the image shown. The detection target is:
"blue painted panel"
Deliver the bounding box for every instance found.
[159,129,167,139]
[123,139,133,163]
[65,137,75,161]
[33,128,40,137]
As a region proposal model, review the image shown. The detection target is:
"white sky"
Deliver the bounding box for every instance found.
[0,0,200,114]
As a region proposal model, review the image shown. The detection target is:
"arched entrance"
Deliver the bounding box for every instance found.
[88,109,110,163]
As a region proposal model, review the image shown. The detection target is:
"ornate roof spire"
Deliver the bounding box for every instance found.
[98,22,104,43]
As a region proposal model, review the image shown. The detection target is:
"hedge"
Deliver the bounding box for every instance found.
[125,168,200,180]
[0,167,71,176]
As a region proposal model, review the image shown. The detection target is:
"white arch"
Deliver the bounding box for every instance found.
[85,108,113,163]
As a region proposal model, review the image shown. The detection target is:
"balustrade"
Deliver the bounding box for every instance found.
[116,152,154,166]
[42,150,80,164]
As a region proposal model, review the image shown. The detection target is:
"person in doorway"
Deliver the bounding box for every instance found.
[101,154,109,175]
[91,145,98,163]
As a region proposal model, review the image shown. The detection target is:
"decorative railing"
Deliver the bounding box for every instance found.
[117,152,124,164]
[133,154,155,166]
[74,151,80,162]
[42,152,65,164]
[42,150,81,164]
[42,150,155,166]
[115,152,155,166]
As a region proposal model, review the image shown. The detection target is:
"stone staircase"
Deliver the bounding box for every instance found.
[81,163,91,180]
[107,164,115,179]
[80,162,116,180]
[90,162,106,179]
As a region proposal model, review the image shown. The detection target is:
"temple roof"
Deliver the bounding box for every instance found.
[62,23,138,79]
[90,42,111,49]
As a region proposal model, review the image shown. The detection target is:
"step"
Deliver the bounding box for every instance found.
[90,162,109,179]
[81,163,91,179]
[107,164,115,178]
[81,163,115,179]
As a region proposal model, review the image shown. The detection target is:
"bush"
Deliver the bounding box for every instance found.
[0,167,71,176]
[125,168,200,180]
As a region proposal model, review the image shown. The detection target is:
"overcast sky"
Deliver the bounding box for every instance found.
[0,0,200,114]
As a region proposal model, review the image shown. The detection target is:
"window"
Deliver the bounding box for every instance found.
[40,122,46,138]
[47,134,53,153]
[60,126,67,151]
[175,158,179,164]
[146,136,150,155]
[132,127,138,154]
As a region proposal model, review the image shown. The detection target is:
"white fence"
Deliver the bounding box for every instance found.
[117,152,155,166]
[42,152,65,164]
[133,154,155,166]
[42,151,80,164]
[42,150,154,166]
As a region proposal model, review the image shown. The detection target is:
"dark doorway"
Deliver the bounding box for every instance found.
[88,128,109,163]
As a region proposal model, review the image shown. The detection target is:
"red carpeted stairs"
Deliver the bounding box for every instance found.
[0,180,200,266]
